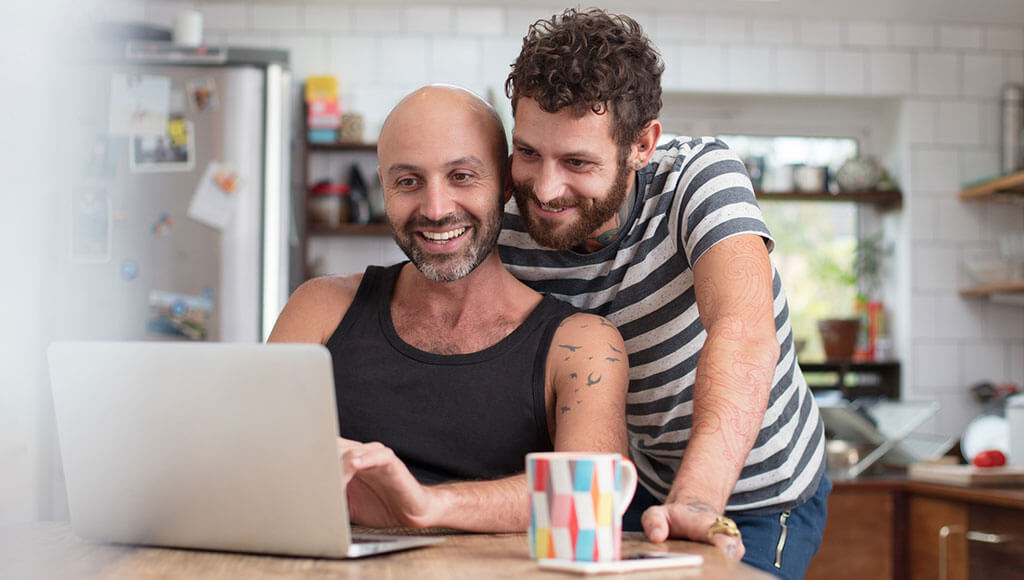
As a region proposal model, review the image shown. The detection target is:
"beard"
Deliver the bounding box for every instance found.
[510,162,633,251]
[389,202,503,282]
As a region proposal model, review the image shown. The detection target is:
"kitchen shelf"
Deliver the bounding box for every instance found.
[958,170,1024,202]
[755,189,902,209]
[960,280,1024,296]
[959,280,1024,305]
[801,360,900,400]
[308,141,377,153]
[309,223,391,236]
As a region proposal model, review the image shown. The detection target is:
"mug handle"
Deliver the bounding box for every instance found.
[615,459,638,519]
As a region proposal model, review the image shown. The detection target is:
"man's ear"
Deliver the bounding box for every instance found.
[630,120,662,169]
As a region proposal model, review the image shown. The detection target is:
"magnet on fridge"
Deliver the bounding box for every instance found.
[130,117,195,173]
[187,161,243,230]
[108,74,170,136]
[148,289,212,341]
[151,212,174,236]
[70,187,112,264]
[121,260,139,281]
[187,77,219,112]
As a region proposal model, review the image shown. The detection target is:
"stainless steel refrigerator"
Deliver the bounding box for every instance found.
[60,43,293,343]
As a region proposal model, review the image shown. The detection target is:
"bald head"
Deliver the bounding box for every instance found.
[377,85,508,180]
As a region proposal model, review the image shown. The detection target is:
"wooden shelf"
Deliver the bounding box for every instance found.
[755,189,902,208]
[308,141,377,152]
[960,280,1024,298]
[959,170,1024,202]
[308,223,391,236]
[801,360,900,399]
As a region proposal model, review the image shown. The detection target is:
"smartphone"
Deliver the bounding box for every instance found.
[537,552,703,575]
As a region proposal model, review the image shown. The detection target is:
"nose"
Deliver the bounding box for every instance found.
[530,161,565,204]
[419,178,457,221]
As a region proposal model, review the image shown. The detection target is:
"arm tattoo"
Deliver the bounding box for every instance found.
[558,344,582,352]
[608,343,623,353]
[586,373,602,386]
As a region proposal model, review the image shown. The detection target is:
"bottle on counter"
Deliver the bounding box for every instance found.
[347,163,372,225]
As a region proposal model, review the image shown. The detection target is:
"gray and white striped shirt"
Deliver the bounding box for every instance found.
[499,137,824,514]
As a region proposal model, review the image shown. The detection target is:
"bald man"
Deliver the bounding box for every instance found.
[268,86,628,532]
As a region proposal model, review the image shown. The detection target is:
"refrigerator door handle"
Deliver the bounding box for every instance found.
[261,63,291,342]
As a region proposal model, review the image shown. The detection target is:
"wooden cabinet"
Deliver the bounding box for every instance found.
[808,478,1024,580]
[907,482,1024,580]
[806,481,904,580]
[908,495,968,580]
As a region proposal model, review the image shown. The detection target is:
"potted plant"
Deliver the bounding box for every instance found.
[816,235,890,361]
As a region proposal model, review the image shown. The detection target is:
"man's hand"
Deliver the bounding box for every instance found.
[336,438,435,529]
[641,499,745,562]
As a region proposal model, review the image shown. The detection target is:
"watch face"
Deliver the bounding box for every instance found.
[836,158,882,191]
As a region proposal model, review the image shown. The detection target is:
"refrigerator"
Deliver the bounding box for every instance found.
[60,42,293,343]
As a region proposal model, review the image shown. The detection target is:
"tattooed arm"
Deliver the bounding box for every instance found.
[641,234,779,560]
[330,312,627,533]
[545,312,629,454]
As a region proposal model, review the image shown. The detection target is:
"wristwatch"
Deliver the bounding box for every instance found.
[706,515,741,543]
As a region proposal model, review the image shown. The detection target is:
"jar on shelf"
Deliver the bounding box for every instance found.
[309,181,351,226]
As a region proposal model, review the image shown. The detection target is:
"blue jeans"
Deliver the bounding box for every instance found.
[623,475,832,580]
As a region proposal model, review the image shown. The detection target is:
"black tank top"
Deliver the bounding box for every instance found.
[325,263,577,485]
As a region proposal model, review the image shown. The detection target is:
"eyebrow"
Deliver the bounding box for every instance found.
[384,156,487,177]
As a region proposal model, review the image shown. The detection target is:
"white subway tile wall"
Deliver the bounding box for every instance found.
[846,21,889,48]
[106,1,1024,437]
[252,4,299,31]
[869,50,914,95]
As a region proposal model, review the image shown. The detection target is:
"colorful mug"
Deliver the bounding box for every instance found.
[526,452,638,562]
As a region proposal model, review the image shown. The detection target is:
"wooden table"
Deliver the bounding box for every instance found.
[0,523,772,579]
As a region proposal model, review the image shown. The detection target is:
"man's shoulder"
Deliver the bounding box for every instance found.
[549,311,621,345]
[292,273,364,309]
[652,136,734,164]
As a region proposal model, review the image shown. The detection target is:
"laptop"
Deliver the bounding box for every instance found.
[47,340,444,558]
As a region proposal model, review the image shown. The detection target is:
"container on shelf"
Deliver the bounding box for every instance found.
[1001,84,1023,174]
[308,182,350,226]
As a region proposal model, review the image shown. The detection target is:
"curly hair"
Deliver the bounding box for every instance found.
[505,8,664,151]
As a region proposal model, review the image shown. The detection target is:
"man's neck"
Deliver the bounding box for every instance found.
[575,175,637,254]
[389,256,541,355]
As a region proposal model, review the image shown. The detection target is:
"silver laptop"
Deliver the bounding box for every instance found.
[47,341,443,558]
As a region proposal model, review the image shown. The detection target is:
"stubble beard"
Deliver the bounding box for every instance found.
[389,203,502,282]
[510,162,633,251]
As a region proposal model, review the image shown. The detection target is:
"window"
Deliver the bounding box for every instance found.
[723,135,862,361]
[661,133,863,361]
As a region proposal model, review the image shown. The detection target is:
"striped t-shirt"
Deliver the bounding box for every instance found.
[498,137,825,514]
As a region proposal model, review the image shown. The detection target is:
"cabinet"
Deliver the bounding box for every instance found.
[806,478,1024,580]
[958,171,1024,301]
[907,482,1024,580]
[806,480,905,580]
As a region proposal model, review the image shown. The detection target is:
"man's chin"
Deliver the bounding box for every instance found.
[523,217,586,251]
